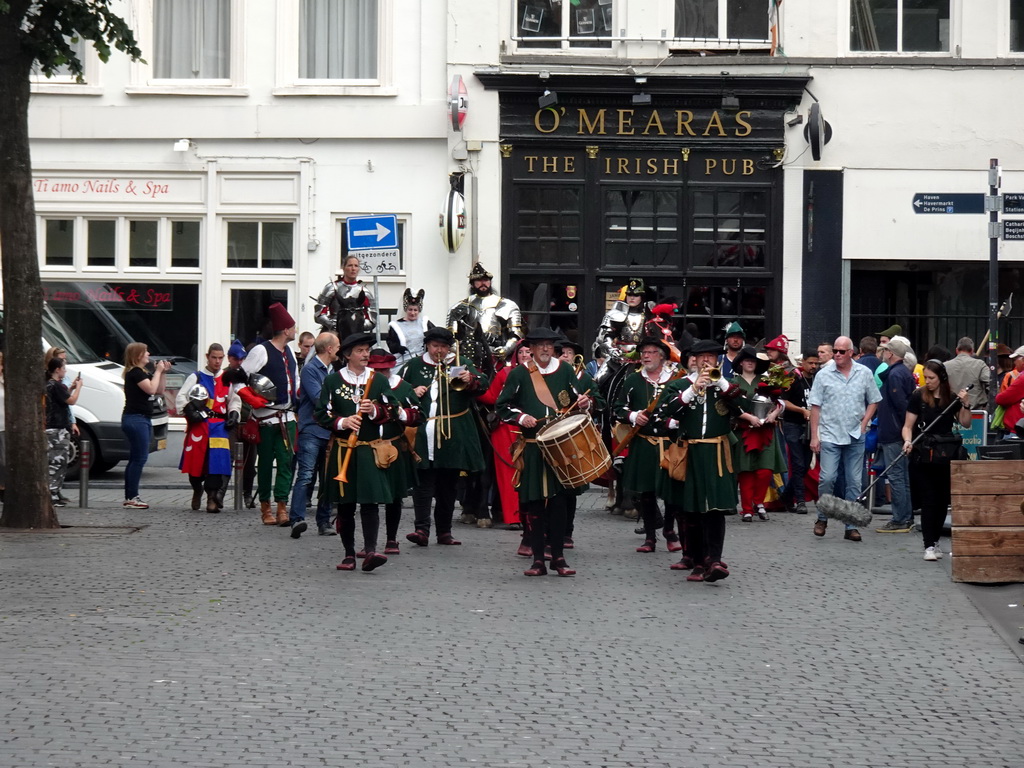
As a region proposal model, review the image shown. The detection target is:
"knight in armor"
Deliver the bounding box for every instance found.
[447,262,524,370]
[593,277,672,362]
[387,288,435,367]
[313,254,377,339]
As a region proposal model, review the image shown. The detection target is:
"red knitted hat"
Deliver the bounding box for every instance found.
[268,302,295,333]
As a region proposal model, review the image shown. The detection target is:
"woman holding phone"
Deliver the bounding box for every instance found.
[121,343,171,509]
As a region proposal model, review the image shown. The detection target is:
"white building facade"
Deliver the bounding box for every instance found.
[452,0,1024,353]
[27,0,1024,371]
[28,0,466,390]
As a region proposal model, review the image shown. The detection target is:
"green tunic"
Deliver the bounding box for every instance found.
[614,369,673,495]
[314,369,395,505]
[731,376,788,474]
[496,360,584,503]
[402,354,488,472]
[380,376,420,500]
[656,376,741,512]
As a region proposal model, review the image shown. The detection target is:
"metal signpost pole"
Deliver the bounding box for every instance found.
[988,159,1001,420]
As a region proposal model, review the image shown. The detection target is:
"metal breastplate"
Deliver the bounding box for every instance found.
[619,311,647,344]
[333,281,366,309]
[468,294,505,340]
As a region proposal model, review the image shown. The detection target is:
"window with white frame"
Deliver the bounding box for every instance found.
[40,216,203,270]
[226,221,295,270]
[300,0,378,79]
[275,0,391,93]
[674,0,770,42]
[1012,0,1024,52]
[850,0,950,52]
[129,0,243,91]
[153,0,231,79]
[516,0,614,49]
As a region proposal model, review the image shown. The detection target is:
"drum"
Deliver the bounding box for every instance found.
[537,413,612,489]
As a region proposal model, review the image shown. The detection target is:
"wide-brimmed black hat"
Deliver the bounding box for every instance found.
[339,332,375,355]
[636,336,670,358]
[556,337,584,356]
[525,327,562,344]
[690,339,722,357]
[733,344,770,375]
[423,327,455,346]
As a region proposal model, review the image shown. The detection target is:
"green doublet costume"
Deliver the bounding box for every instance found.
[402,355,488,472]
[380,376,420,499]
[314,370,395,505]
[614,369,672,494]
[657,377,740,512]
[496,361,582,503]
[731,376,787,474]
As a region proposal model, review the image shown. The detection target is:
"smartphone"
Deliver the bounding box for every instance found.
[77,372,82,381]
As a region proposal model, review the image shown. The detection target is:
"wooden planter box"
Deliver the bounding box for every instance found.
[950,460,1024,583]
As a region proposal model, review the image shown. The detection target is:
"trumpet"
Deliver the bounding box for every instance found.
[694,363,721,397]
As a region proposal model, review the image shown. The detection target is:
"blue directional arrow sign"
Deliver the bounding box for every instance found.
[912,193,985,214]
[346,214,398,250]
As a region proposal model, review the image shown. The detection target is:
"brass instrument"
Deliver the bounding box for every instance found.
[573,354,585,377]
[448,338,469,391]
[694,363,721,398]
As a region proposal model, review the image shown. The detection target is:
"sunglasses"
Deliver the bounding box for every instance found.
[833,348,851,355]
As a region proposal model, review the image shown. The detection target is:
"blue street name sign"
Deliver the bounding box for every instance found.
[912,193,985,214]
[1004,193,1024,214]
[346,214,399,250]
[1004,220,1024,241]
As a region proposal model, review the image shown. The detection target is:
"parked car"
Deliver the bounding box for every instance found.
[0,302,168,474]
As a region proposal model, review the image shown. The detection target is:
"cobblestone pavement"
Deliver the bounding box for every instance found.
[2,476,1023,767]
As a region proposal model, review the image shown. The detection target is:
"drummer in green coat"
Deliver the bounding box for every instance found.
[315,332,402,573]
[729,345,788,522]
[403,326,489,547]
[496,327,592,577]
[613,337,681,554]
[367,348,422,555]
[656,338,743,583]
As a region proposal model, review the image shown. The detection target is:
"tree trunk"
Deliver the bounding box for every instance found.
[0,9,59,529]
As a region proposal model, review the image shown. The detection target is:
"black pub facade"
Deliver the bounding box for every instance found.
[477,72,810,350]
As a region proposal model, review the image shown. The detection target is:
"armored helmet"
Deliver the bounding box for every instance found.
[625,277,646,296]
[467,262,493,282]
[247,373,278,402]
[186,384,210,405]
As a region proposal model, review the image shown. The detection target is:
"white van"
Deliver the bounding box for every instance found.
[0,302,169,473]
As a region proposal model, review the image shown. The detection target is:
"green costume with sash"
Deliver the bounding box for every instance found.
[657,376,741,512]
[614,368,673,495]
[731,376,787,474]
[380,375,420,500]
[496,360,582,503]
[402,354,488,472]
[315,369,395,505]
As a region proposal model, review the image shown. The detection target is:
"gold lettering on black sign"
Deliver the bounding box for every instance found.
[519,155,759,176]
[552,108,755,138]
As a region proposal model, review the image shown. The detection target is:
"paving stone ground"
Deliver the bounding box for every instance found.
[2,454,1023,767]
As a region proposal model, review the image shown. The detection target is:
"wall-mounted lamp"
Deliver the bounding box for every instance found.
[634,76,647,85]
[632,92,652,105]
[721,94,740,110]
[538,89,558,108]
[173,139,191,152]
[539,69,551,80]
